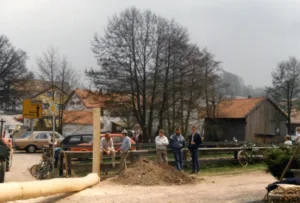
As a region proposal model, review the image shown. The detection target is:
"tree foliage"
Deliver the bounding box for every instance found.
[268,57,300,133]
[0,35,33,111]
[87,7,222,139]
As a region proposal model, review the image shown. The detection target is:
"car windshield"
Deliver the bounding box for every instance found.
[19,131,32,138]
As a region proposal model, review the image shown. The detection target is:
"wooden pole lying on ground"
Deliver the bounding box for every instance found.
[0,173,99,202]
[92,108,101,178]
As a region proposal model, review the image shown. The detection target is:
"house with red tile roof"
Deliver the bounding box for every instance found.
[62,89,131,135]
[203,97,287,144]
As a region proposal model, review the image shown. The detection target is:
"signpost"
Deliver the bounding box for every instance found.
[49,102,57,173]
[23,99,43,131]
[22,99,43,119]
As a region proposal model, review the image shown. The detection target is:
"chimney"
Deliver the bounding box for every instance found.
[248,95,252,98]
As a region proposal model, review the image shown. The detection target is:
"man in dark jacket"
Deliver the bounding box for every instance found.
[188,126,202,174]
[169,128,186,171]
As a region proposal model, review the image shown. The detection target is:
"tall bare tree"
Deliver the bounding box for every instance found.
[87,7,222,139]
[268,57,300,133]
[36,47,79,132]
[0,35,33,112]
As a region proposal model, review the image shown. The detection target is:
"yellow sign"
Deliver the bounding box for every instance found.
[49,103,57,114]
[23,99,43,119]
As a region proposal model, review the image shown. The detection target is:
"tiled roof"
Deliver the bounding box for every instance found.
[74,89,105,108]
[63,110,93,125]
[212,97,266,118]
[73,88,131,108]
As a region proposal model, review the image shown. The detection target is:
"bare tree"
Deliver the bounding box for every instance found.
[268,57,300,133]
[87,7,222,140]
[0,35,33,112]
[36,46,79,132]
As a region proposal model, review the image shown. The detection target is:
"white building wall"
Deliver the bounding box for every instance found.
[62,124,93,136]
[65,94,87,111]
[63,116,123,136]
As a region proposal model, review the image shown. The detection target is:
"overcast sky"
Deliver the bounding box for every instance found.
[1,0,300,87]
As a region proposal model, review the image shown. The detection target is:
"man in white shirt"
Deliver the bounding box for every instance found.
[155,129,169,164]
[284,135,293,146]
[100,133,115,168]
[294,128,300,144]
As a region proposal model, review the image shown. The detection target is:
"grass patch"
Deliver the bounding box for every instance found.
[199,163,267,176]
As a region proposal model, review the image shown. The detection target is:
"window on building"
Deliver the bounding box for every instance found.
[47,91,52,97]
[70,101,75,106]
[76,101,81,105]
[58,104,63,110]
[43,103,50,109]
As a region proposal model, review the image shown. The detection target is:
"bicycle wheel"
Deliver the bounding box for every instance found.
[251,150,264,163]
[238,150,249,167]
[30,164,41,177]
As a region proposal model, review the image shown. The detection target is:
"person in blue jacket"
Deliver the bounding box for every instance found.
[169,128,186,171]
[188,126,202,174]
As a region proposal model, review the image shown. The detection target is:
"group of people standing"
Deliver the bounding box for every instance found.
[100,127,202,173]
[155,127,202,173]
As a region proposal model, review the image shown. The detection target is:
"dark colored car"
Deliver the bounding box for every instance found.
[60,134,93,150]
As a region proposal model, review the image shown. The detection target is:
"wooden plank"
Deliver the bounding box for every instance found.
[62,146,272,156]
[61,141,249,149]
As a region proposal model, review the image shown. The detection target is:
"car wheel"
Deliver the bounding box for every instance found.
[26,145,37,153]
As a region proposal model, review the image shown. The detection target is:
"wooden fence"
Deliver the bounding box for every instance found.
[58,146,272,177]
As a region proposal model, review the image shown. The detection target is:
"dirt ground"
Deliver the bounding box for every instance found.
[115,157,195,185]
[5,153,276,203]
[6,152,40,182]
[9,172,275,203]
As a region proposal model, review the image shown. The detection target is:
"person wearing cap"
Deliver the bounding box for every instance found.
[118,129,131,171]
[169,128,186,171]
[155,129,169,164]
[100,133,116,168]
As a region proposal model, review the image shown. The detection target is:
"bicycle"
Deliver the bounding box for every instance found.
[237,144,264,167]
[30,148,54,179]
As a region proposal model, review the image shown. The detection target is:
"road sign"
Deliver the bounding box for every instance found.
[49,103,57,115]
[23,99,43,119]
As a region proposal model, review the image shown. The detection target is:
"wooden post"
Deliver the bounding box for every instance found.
[92,108,101,178]
[234,150,238,159]
[64,153,69,177]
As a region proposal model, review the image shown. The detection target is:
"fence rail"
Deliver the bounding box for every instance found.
[61,141,254,149]
[58,146,272,177]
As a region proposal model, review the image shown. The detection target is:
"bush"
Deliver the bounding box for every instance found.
[265,146,299,179]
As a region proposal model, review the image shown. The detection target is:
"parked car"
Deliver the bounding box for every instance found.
[14,131,64,153]
[70,134,136,151]
[60,134,93,150]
